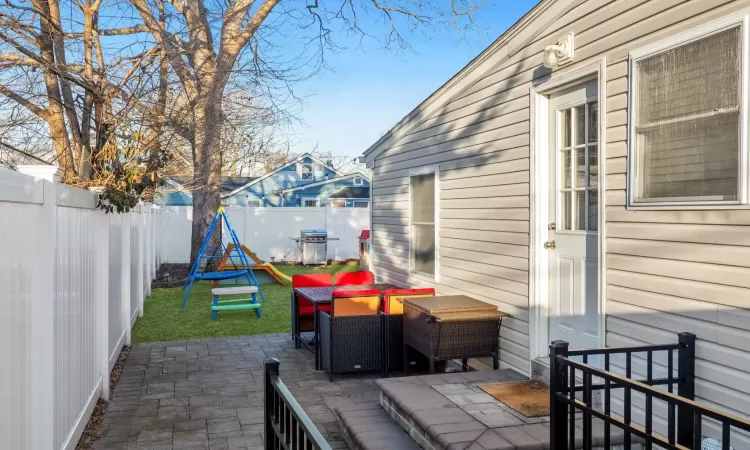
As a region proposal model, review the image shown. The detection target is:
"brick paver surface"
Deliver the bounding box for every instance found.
[95,334,380,450]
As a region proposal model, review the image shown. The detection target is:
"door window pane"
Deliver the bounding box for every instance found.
[561,109,572,147]
[562,150,571,188]
[575,191,586,231]
[561,191,572,230]
[588,145,598,187]
[574,105,585,146]
[588,102,598,143]
[575,148,586,188]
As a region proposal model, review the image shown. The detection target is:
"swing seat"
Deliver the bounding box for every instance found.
[195,270,249,281]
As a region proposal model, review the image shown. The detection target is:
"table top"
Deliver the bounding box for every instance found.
[402,295,508,316]
[294,284,399,303]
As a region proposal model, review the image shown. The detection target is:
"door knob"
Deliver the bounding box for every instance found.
[544,240,556,250]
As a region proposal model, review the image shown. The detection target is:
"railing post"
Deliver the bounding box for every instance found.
[677,332,696,447]
[549,340,569,450]
[265,358,280,450]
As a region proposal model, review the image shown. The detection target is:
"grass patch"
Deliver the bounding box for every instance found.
[132,263,359,343]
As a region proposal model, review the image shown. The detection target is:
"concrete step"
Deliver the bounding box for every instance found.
[335,403,420,450]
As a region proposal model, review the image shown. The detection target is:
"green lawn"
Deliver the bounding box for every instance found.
[132,263,359,343]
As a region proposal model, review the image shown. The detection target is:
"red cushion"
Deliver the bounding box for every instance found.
[298,304,332,316]
[334,271,375,286]
[332,289,381,298]
[292,273,333,288]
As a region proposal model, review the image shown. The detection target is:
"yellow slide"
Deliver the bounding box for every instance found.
[216,244,292,285]
[261,262,292,283]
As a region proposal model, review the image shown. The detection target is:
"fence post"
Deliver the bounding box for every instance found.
[121,214,132,345]
[97,211,111,400]
[137,206,145,317]
[677,332,696,447]
[264,358,280,450]
[549,340,569,450]
[26,168,59,450]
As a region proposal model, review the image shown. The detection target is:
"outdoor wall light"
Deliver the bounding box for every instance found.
[543,32,575,69]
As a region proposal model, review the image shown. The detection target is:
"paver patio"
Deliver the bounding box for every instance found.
[95,333,381,450]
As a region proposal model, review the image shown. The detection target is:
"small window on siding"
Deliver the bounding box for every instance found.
[410,170,437,279]
[353,176,364,186]
[353,200,369,208]
[246,200,261,207]
[301,164,313,180]
[630,24,745,206]
[303,198,318,207]
[330,200,346,208]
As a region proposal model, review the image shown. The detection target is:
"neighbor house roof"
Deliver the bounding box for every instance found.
[221,153,342,198]
[329,186,370,199]
[279,173,369,194]
[221,176,257,195]
[361,0,577,164]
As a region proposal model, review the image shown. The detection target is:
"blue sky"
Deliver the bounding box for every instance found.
[286,1,539,159]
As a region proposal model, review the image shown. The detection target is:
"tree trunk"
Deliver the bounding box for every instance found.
[189,97,224,264]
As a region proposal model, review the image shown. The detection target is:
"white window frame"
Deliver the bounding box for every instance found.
[353,176,364,186]
[330,199,346,208]
[408,165,439,282]
[628,11,750,210]
[302,197,319,207]
[299,163,313,180]
[352,199,369,208]
[246,199,261,207]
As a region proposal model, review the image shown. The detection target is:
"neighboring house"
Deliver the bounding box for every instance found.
[328,186,370,208]
[157,153,370,207]
[362,0,750,440]
[277,174,370,207]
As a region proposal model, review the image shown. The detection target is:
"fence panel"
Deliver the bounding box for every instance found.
[108,213,125,369]
[130,209,142,325]
[0,170,45,450]
[158,206,370,263]
[54,187,101,450]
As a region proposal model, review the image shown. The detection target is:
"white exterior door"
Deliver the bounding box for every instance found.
[547,80,600,351]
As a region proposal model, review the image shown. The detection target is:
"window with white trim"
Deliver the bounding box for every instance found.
[246,199,261,207]
[300,163,312,180]
[303,198,318,207]
[410,170,437,279]
[630,20,746,206]
[353,176,364,186]
[330,200,346,208]
[353,200,369,208]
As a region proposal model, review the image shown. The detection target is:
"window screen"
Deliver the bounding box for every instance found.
[410,172,436,277]
[634,26,741,203]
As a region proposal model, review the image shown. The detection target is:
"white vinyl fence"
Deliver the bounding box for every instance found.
[0,166,163,450]
[158,206,369,263]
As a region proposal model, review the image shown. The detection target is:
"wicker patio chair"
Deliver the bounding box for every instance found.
[291,273,332,349]
[318,289,383,381]
[381,288,435,376]
[333,270,375,286]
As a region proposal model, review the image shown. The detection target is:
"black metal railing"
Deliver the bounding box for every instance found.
[550,332,750,449]
[264,359,331,450]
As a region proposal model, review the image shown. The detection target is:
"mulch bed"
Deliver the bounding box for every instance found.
[152,263,191,288]
[76,345,131,450]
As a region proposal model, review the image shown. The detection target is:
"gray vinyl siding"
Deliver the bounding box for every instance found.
[371,1,750,440]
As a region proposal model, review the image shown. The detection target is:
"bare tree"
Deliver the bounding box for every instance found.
[124,0,479,260]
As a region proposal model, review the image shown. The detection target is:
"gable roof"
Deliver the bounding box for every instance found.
[329,186,370,199]
[221,153,342,198]
[361,0,578,164]
[221,176,257,194]
[279,172,369,194]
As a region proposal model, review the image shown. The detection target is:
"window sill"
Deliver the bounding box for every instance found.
[627,203,750,211]
[410,271,437,284]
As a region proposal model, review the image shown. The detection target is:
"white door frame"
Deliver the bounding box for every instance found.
[528,59,608,370]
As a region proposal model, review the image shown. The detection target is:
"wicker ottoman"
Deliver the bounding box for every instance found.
[402,296,509,373]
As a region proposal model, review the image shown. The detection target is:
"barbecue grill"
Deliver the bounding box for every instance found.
[291,229,339,266]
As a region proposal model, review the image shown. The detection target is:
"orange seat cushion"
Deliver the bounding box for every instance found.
[383,288,435,315]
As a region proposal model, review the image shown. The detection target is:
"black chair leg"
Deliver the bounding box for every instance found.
[429,358,435,374]
[462,358,468,372]
[493,352,499,370]
[403,345,409,375]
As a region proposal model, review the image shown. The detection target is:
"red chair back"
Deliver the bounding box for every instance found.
[334,271,375,286]
[292,273,333,288]
[382,288,435,314]
[332,289,381,316]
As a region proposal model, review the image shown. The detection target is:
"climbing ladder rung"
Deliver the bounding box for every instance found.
[214,298,257,305]
[211,304,261,311]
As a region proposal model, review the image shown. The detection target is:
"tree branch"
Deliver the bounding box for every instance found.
[0,83,49,119]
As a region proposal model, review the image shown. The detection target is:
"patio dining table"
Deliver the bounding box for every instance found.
[292,283,399,370]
